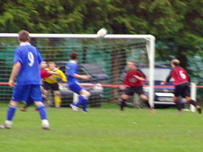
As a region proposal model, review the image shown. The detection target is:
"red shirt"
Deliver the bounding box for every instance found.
[40,70,52,79]
[166,66,190,85]
[123,70,144,87]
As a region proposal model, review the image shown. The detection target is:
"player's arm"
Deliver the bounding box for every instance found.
[184,69,190,82]
[47,71,58,75]
[9,62,21,88]
[52,67,60,72]
[58,70,67,82]
[135,76,146,81]
[74,74,89,80]
[137,69,146,79]
[9,49,22,88]
[37,49,44,65]
[119,72,129,90]
[134,72,146,82]
[137,69,147,82]
[187,75,190,82]
[68,63,89,80]
[161,69,173,85]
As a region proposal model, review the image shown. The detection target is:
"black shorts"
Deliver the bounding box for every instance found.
[43,81,59,91]
[174,82,190,97]
[123,86,144,96]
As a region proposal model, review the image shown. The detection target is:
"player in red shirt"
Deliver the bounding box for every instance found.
[161,59,201,113]
[119,61,155,113]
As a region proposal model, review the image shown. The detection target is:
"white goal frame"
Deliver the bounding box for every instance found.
[0,33,156,107]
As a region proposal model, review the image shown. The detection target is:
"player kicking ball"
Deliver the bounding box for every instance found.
[119,61,155,113]
[161,59,201,114]
[66,52,91,112]
[0,30,49,129]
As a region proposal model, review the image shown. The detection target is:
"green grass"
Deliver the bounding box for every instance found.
[0,103,203,152]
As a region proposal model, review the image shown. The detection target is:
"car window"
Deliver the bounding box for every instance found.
[141,68,174,81]
[78,68,89,75]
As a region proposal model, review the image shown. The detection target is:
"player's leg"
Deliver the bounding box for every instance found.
[21,96,34,111]
[42,81,50,103]
[181,83,201,114]
[139,94,155,113]
[53,90,61,108]
[173,96,183,113]
[119,87,135,112]
[35,101,49,129]
[135,86,155,113]
[119,93,130,112]
[31,85,49,129]
[0,85,29,129]
[69,83,86,111]
[21,102,33,110]
[0,100,19,129]
[79,89,91,112]
[173,85,183,113]
[186,96,201,113]
[50,83,61,108]
[41,86,48,102]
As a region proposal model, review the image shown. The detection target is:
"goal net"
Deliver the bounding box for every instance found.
[0,34,155,108]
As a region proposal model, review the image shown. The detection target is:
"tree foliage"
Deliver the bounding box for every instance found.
[0,0,202,66]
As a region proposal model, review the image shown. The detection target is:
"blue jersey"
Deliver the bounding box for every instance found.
[14,43,43,85]
[65,60,78,85]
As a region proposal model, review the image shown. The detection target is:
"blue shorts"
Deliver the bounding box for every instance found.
[26,96,44,104]
[11,85,42,102]
[68,83,83,94]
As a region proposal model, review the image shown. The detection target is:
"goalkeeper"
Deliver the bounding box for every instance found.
[119,61,155,113]
[43,61,67,108]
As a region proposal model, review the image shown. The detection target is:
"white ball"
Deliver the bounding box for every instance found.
[97,28,107,38]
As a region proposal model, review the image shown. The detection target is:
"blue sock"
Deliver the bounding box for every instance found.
[82,99,88,111]
[75,96,83,107]
[6,104,17,121]
[80,95,88,111]
[37,104,48,120]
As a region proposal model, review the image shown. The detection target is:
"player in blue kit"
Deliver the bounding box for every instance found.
[66,52,91,112]
[0,30,49,129]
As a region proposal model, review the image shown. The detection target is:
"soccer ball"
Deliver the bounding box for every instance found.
[97,28,107,38]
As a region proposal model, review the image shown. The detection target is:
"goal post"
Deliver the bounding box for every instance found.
[190,82,196,112]
[0,33,155,107]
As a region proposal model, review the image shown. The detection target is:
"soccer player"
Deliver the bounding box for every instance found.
[119,61,155,113]
[43,61,67,108]
[20,61,59,111]
[0,30,49,129]
[66,52,91,112]
[161,59,202,113]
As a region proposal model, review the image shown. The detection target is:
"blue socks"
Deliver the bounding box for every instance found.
[6,104,17,121]
[37,104,48,120]
[75,95,88,111]
[6,103,48,122]
[82,98,88,111]
[75,96,83,107]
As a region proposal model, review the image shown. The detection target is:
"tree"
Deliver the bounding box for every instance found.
[0,0,203,99]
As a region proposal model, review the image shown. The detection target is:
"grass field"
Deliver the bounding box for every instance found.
[0,103,203,152]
